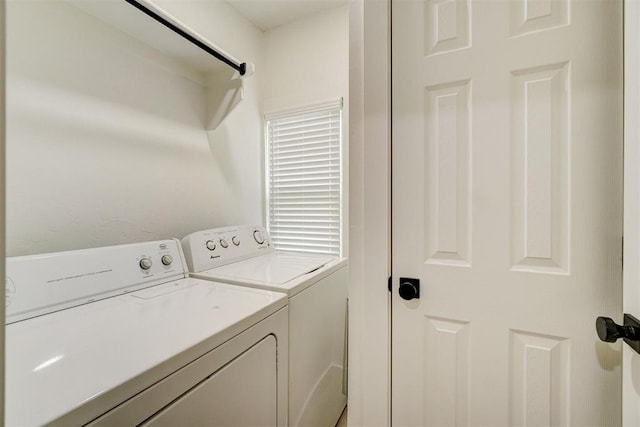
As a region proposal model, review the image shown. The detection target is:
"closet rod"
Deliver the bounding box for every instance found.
[125,0,247,76]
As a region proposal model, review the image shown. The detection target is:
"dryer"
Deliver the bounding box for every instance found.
[6,239,288,426]
[182,225,348,427]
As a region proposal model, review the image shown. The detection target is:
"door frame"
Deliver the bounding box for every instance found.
[0,0,6,421]
[347,0,391,425]
[623,0,639,423]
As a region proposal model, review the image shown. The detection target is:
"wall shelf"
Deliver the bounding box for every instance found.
[66,0,252,129]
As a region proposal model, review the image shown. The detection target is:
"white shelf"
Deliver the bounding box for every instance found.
[66,0,251,129]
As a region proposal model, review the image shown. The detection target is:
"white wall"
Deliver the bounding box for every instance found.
[6,0,264,256]
[262,5,348,113]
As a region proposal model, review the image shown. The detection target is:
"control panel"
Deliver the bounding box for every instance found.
[181,225,274,272]
[6,239,187,324]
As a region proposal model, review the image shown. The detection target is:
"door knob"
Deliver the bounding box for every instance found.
[596,316,638,342]
[398,277,420,300]
[595,314,640,355]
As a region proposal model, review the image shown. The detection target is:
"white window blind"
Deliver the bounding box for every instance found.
[265,100,343,256]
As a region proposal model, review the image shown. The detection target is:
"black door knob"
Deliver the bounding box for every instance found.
[399,277,420,301]
[596,316,640,343]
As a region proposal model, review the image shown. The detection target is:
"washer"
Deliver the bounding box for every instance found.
[182,225,348,427]
[6,239,288,426]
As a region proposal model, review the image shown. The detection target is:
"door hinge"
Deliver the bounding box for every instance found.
[388,276,392,293]
[621,236,624,270]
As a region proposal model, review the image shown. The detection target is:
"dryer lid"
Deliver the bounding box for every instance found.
[207,251,334,284]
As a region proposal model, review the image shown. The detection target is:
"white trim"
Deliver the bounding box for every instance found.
[347,0,390,425]
[264,98,343,121]
[0,1,6,420]
[623,0,640,424]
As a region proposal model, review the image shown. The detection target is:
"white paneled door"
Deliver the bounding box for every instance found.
[391,0,623,426]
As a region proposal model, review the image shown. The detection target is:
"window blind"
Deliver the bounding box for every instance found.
[265,100,343,256]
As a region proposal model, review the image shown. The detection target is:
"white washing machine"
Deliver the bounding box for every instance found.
[5,239,288,426]
[182,225,348,427]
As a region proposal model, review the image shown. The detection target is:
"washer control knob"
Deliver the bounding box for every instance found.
[219,238,229,249]
[161,255,173,266]
[253,230,265,245]
[206,240,216,251]
[232,236,240,246]
[139,258,152,270]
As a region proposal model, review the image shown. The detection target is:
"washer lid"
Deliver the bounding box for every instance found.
[6,278,287,426]
[204,251,335,285]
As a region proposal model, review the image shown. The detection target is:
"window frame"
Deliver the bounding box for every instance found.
[264,99,344,256]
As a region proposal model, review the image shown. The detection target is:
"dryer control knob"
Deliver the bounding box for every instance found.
[219,238,229,249]
[253,230,265,245]
[139,258,152,270]
[232,236,240,246]
[206,240,216,251]
[161,255,173,266]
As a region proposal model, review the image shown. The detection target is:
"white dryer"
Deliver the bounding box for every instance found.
[6,239,288,426]
[182,225,348,427]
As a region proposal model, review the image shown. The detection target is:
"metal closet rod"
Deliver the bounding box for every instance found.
[124,0,247,76]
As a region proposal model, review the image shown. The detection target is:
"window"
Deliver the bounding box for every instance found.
[265,100,343,256]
